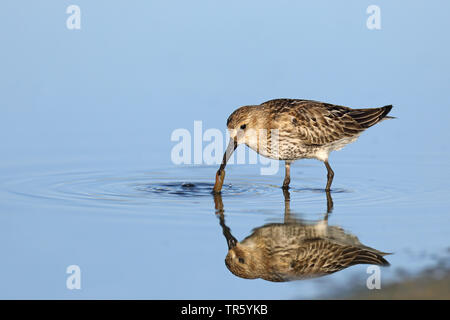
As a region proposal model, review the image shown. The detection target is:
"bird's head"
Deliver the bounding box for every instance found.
[213,105,266,193]
[226,105,262,146]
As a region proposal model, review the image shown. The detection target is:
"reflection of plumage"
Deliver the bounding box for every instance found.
[218,190,390,282]
[225,222,389,282]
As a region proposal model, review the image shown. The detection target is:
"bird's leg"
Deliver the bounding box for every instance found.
[324,160,334,191]
[282,188,291,222]
[282,161,291,189]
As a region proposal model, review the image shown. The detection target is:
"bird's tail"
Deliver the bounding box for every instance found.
[352,249,391,267]
[347,105,394,129]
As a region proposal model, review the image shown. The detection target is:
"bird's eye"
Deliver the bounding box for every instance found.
[240,124,247,130]
[238,257,245,264]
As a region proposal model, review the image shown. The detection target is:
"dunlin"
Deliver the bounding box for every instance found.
[213,99,394,192]
[214,191,390,282]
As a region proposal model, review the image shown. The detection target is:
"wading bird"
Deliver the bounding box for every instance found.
[213,99,393,193]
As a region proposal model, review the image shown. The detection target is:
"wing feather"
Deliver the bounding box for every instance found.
[260,99,393,146]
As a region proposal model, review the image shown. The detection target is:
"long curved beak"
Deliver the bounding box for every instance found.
[219,137,237,172]
[212,137,237,193]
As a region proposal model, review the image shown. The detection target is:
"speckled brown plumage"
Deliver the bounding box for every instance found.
[213,98,394,192]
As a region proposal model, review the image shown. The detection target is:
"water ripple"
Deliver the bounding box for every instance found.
[0,165,444,211]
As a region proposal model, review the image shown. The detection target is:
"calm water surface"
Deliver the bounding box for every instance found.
[1,153,449,299]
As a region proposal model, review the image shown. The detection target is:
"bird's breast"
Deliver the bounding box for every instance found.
[244,132,317,160]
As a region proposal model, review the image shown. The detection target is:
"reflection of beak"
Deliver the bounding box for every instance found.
[213,137,237,193]
[215,192,238,250]
[226,234,238,249]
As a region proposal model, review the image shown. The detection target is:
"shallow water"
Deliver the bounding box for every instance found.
[1,1,450,299]
[1,155,449,299]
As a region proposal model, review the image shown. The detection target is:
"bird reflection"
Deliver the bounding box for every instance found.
[214,190,390,282]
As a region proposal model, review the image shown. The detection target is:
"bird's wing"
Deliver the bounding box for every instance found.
[261,99,392,146]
